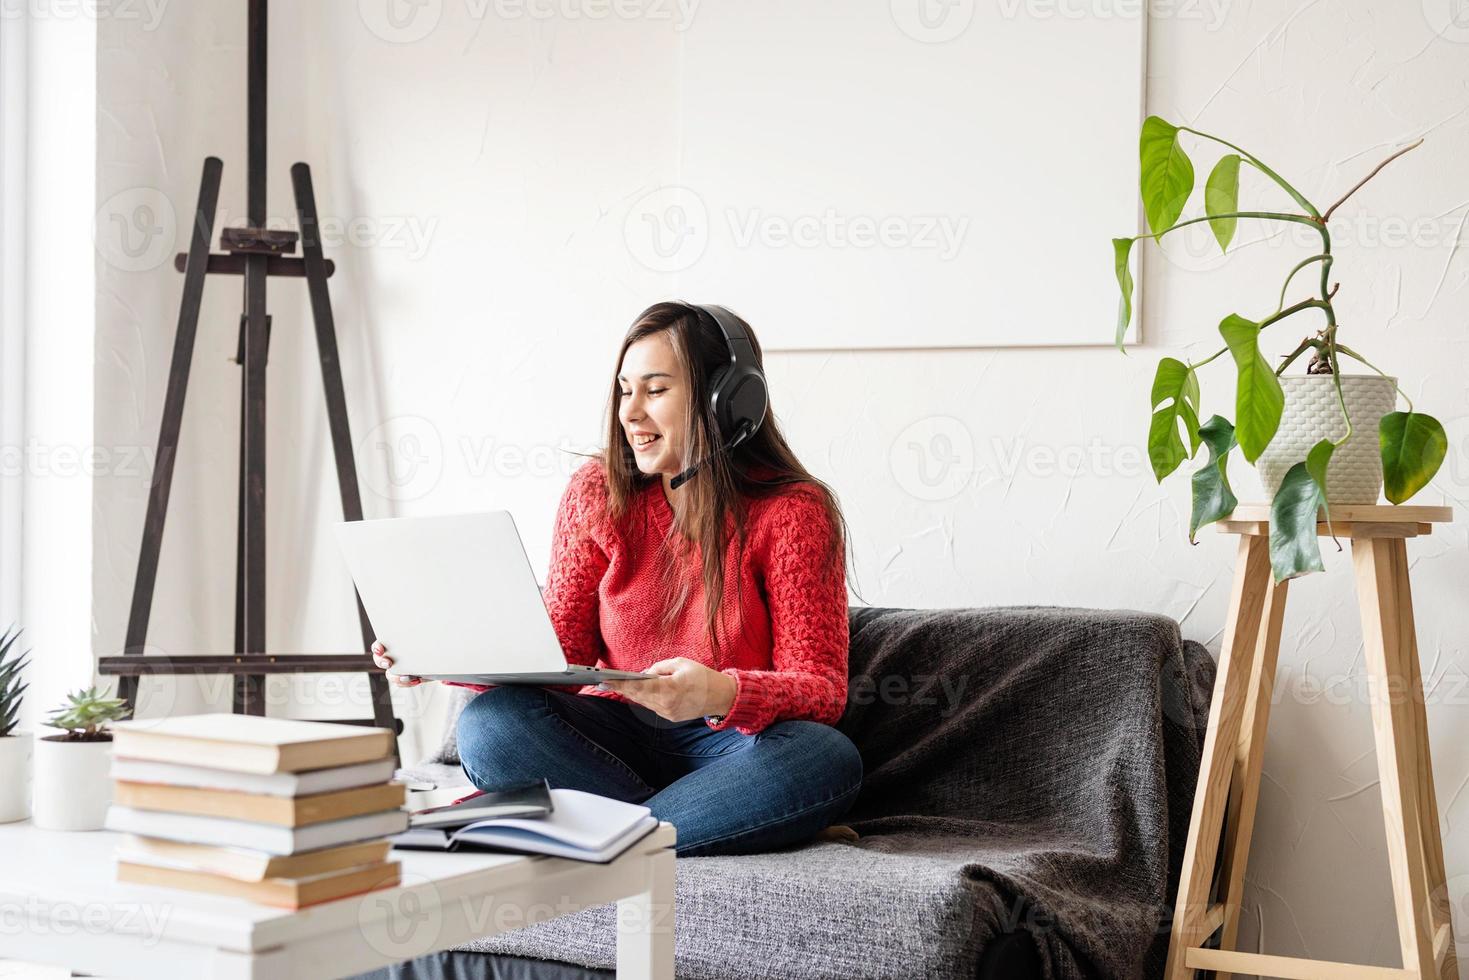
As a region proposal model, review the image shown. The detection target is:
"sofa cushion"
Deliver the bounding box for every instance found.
[458,834,1013,979]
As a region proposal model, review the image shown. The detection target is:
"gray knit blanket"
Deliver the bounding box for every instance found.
[409,606,1215,980]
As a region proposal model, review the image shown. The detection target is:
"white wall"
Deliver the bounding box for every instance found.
[85,0,1469,970]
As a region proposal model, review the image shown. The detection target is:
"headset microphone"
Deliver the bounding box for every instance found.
[668,420,753,491]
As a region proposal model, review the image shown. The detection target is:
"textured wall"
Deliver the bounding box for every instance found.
[92,0,1469,969]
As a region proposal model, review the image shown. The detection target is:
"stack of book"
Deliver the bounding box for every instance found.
[104,714,408,909]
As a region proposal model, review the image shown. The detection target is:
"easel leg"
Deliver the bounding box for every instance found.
[1214,574,1289,979]
[291,162,399,757]
[1354,536,1440,979]
[231,0,270,716]
[235,257,268,716]
[1165,534,1274,979]
[121,157,223,709]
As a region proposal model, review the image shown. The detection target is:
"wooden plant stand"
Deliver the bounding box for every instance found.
[1166,504,1458,980]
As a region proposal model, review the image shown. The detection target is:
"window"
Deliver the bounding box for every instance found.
[0,13,26,622]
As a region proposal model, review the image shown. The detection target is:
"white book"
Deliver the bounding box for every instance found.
[392,788,659,863]
[109,757,398,798]
[115,844,381,885]
[116,834,393,883]
[110,714,394,774]
[105,805,408,856]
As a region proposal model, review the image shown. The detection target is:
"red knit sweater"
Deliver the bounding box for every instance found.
[455,460,849,735]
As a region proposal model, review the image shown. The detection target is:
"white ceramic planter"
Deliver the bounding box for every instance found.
[32,735,114,831]
[1257,374,1398,504]
[0,734,32,823]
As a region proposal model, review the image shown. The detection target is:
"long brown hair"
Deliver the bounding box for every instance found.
[592,301,853,664]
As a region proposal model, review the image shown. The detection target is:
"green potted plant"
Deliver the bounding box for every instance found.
[0,625,31,823]
[1112,117,1448,581]
[32,685,131,831]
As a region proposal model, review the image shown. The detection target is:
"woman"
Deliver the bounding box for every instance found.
[373,301,862,857]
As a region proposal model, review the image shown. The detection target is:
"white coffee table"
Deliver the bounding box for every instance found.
[0,819,676,979]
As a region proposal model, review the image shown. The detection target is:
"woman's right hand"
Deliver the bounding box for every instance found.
[371,641,422,688]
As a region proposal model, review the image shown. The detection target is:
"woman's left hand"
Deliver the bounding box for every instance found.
[598,657,736,723]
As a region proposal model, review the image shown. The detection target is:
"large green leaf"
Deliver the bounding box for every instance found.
[1140,116,1195,236]
[1269,439,1335,582]
[1219,314,1284,462]
[1148,357,1201,481]
[1204,154,1241,252]
[1189,416,1238,543]
[1380,411,1447,504]
[1113,237,1135,348]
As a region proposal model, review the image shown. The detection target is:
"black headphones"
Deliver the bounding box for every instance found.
[666,303,768,490]
[688,303,768,452]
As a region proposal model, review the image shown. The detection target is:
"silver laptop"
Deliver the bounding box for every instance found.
[333,512,654,685]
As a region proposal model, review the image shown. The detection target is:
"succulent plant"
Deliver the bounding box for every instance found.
[44,685,131,741]
[0,625,29,738]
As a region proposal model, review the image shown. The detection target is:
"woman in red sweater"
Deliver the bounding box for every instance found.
[373,302,862,856]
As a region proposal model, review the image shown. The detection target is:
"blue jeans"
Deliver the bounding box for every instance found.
[454,686,864,857]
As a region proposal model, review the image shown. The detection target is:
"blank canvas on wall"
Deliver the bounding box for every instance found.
[650,2,1146,350]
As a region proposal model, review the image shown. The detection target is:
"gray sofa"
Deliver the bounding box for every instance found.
[380,605,1214,980]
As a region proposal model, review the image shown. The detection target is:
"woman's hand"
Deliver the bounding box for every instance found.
[370,641,422,688]
[598,657,737,723]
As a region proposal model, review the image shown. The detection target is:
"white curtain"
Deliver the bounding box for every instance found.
[0,12,25,627]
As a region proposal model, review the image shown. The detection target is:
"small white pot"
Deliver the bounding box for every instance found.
[1256,374,1398,504]
[32,735,114,831]
[0,734,32,823]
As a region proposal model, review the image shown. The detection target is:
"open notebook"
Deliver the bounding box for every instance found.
[392,788,659,863]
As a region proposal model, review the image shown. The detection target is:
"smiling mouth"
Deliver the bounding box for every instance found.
[633,433,662,450]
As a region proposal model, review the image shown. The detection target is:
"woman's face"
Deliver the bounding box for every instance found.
[618,331,691,479]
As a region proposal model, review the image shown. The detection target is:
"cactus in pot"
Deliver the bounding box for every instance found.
[1111,118,1448,582]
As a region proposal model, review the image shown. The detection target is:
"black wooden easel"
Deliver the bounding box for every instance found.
[98,0,399,759]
